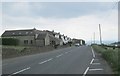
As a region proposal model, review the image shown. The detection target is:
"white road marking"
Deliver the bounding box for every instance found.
[56,54,63,58]
[47,58,53,61]
[89,68,103,71]
[83,67,89,76]
[90,58,94,64]
[39,60,48,64]
[92,63,101,65]
[91,47,95,58]
[39,58,53,64]
[9,67,30,76]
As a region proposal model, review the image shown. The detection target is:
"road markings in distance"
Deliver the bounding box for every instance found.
[91,47,95,58]
[83,67,89,76]
[39,58,53,64]
[9,67,30,76]
[89,68,103,71]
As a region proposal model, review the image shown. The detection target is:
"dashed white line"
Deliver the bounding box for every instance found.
[91,47,95,58]
[83,67,89,76]
[9,67,30,76]
[90,58,94,64]
[47,58,53,61]
[39,58,53,64]
[56,54,63,58]
[89,68,103,71]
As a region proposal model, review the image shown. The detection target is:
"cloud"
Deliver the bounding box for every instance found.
[2,2,117,18]
[1,2,118,43]
[2,9,118,41]
[1,0,120,2]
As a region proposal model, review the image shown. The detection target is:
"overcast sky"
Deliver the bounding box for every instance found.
[1,0,119,44]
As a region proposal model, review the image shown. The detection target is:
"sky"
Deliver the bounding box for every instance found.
[1,0,119,44]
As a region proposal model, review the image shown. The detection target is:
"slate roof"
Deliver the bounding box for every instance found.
[2,28,62,42]
[1,28,41,37]
[36,32,47,39]
[2,28,54,40]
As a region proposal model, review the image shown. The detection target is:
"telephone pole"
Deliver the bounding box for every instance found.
[94,32,95,44]
[99,24,102,44]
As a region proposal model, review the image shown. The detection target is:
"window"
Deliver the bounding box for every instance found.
[12,33,15,35]
[19,32,21,34]
[30,40,33,44]
[26,32,28,34]
[24,40,28,44]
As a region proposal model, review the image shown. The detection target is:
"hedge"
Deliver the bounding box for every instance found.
[2,38,19,46]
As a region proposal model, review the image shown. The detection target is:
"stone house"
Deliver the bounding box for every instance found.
[1,28,62,47]
[43,30,63,46]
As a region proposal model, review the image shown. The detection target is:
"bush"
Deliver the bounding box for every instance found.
[2,38,19,46]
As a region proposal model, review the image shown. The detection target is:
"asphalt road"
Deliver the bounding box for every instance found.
[2,46,113,75]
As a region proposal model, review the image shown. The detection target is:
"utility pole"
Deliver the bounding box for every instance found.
[94,32,95,44]
[91,36,92,45]
[99,24,102,45]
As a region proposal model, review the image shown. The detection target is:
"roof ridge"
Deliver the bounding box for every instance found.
[5,28,36,32]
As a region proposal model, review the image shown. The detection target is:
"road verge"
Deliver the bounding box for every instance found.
[92,44,119,74]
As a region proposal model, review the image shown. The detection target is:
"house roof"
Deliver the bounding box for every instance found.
[1,28,65,42]
[1,28,42,37]
[36,32,47,39]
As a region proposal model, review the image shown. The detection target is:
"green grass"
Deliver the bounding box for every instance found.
[92,45,119,74]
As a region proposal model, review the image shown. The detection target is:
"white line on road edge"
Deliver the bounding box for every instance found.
[89,68,103,71]
[83,67,89,76]
[91,47,95,58]
[9,67,30,76]
[39,58,53,64]
[83,58,95,76]
[90,58,94,64]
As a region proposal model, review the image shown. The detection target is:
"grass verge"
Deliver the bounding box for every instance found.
[92,45,119,74]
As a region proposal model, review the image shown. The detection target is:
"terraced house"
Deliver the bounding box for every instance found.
[1,28,62,47]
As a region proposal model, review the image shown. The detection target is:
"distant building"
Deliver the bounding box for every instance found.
[43,30,63,45]
[1,28,62,47]
[72,38,85,45]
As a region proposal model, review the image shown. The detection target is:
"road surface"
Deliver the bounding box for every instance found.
[2,46,113,76]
